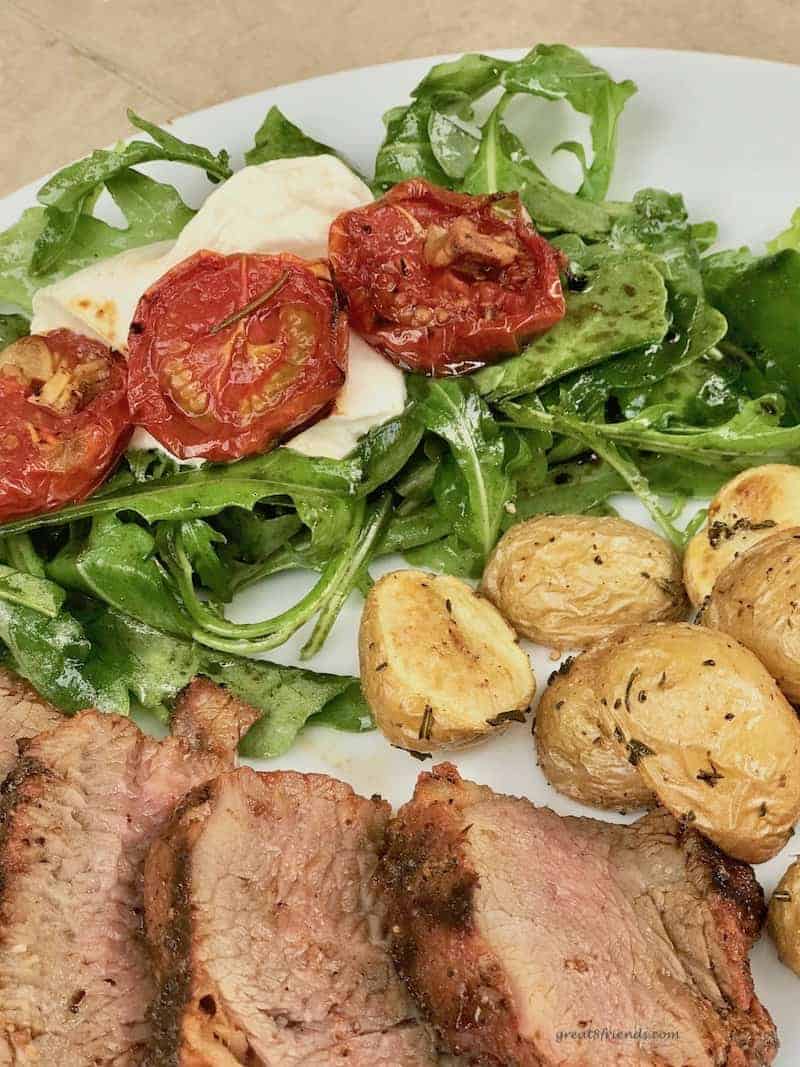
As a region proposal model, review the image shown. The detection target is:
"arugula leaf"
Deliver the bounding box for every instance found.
[0,171,193,314]
[356,408,424,494]
[211,654,359,759]
[404,534,485,580]
[409,377,510,560]
[768,207,800,253]
[245,106,339,166]
[78,604,363,753]
[175,519,231,602]
[374,99,453,190]
[47,514,192,637]
[704,248,800,420]
[505,394,800,463]
[500,44,636,201]
[0,448,361,534]
[214,510,303,565]
[0,314,28,347]
[0,565,65,617]
[31,114,229,274]
[307,681,375,733]
[0,598,104,711]
[462,101,619,238]
[78,603,200,719]
[475,248,668,400]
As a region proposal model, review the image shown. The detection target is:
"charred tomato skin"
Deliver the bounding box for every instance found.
[127,251,348,462]
[0,329,132,522]
[328,179,566,376]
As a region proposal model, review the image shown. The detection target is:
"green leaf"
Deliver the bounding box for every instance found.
[47,514,192,637]
[461,100,621,238]
[214,510,303,565]
[374,98,452,190]
[704,248,800,420]
[30,115,229,274]
[245,105,337,165]
[177,519,231,601]
[0,314,29,348]
[768,207,800,253]
[475,247,668,400]
[0,171,194,314]
[212,654,358,759]
[0,565,65,617]
[409,377,510,560]
[505,393,800,464]
[0,448,361,535]
[412,52,510,98]
[79,604,201,719]
[0,599,102,711]
[307,681,375,733]
[356,408,424,494]
[500,43,636,201]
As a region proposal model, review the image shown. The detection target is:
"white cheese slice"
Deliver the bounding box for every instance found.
[29,155,406,462]
[288,335,403,459]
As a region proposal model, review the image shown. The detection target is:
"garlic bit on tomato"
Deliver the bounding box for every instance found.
[0,329,131,522]
[329,179,566,376]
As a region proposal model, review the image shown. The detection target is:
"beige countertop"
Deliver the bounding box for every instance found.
[2,0,799,197]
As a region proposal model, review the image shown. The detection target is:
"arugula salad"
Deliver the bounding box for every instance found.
[0,43,798,759]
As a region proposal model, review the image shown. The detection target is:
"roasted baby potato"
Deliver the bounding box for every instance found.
[768,858,800,977]
[684,464,800,607]
[359,569,535,752]
[594,623,800,863]
[535,644,655,811]
[480,515,687,651]
[703,527,800,703]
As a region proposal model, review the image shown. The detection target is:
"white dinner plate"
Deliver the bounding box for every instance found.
[2,46,800,1062]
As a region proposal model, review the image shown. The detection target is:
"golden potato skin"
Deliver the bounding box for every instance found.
[703,527,800,703]
[480,515,687,651]
[684,463,800,607]
[595,623,800,864]
[535,643,655,810]
[768,859,800,977]
[359,570,535,753]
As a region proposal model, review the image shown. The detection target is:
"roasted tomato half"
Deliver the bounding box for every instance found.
[127,251,348,462]
[328,179,566,376]
[0,330,132,522]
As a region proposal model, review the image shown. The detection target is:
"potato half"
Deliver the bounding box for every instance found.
[768,859,800,977]
[595,623,800,863]
[359,569,535,752]
[481,514,687,651]
[703,527,800,703]
[535,643,655,811]
[684,464,800,607]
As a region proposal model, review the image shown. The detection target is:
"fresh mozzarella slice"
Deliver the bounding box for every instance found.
[288,335,406,459]
[31,156,372,352]
[127,428,205,468]
[168,154,372,262]
[30,241,173,352]
[29,155,406,461]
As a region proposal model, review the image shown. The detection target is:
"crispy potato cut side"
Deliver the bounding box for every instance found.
[359,569,535,752]
[684,463,800,607]
[481,515,687,651]
[768,858,800,977]
[594,623,800,864]
[703,527,800,703]
[535,644,655,811]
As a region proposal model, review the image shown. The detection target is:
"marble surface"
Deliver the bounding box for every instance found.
[2,0,799,196]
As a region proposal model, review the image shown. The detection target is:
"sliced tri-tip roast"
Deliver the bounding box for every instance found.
[143,767,438,1066]
[380,763,777,1067]
[0,678,251,1066]
[0,667,64,782]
